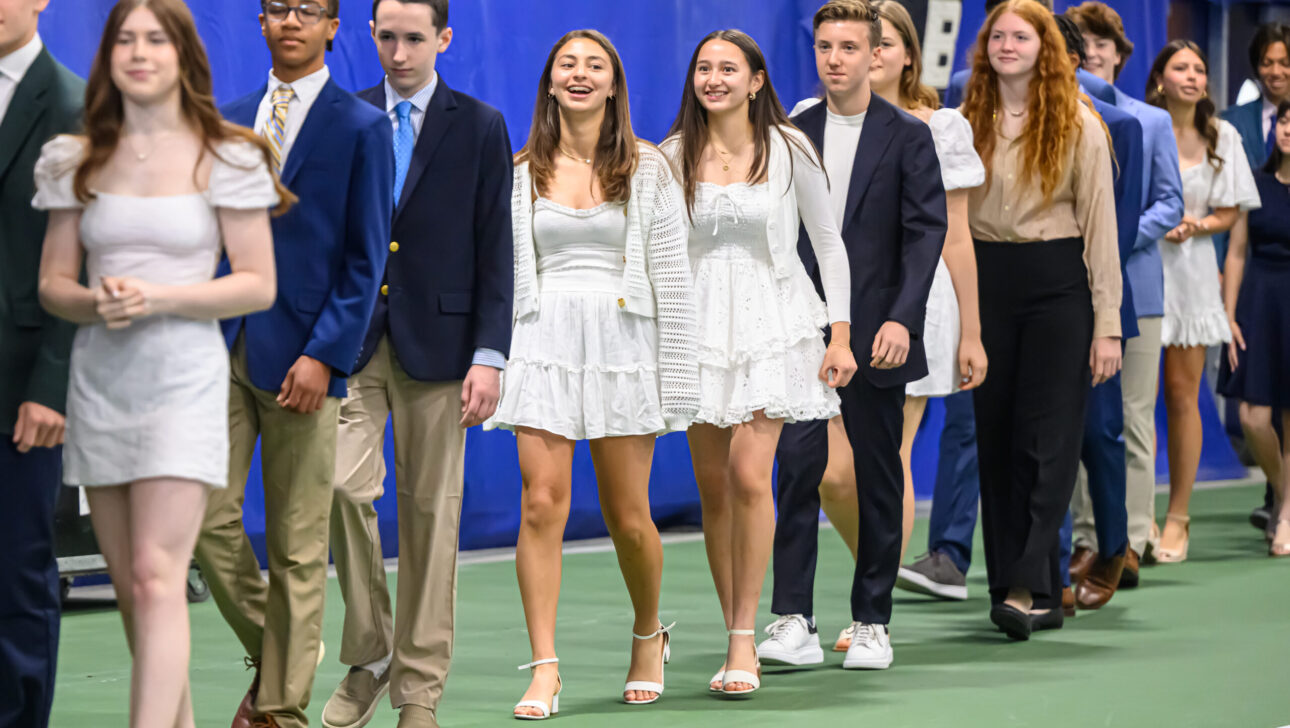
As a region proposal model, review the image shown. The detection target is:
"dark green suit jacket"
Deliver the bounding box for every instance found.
[0,47,84,436]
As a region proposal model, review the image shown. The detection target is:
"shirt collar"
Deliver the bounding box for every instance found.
[0,33,44,85]
[1264,96,1277,121]
[384,71,438,115]
[267,64,331,106]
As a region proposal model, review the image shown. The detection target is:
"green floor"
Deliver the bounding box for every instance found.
[53,482,1288,727]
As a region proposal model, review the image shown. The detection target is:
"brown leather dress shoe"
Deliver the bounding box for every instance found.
[1061,586,1075,617]
[1075,553,1126,610]
[248,717,280,728]
[232,658,261,728]
[1118,548,1140,588]
[1068,546,1096,587]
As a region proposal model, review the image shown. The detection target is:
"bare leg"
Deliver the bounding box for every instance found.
[817,416,858,559]
[723,412,783,692]
[513,428,576,717]
[1161,346,1207,550]
[124,478,209,728]
[687,424,733,688]
[900,397,927,561]
[1240,403,1283,525]
[589,435,665,703]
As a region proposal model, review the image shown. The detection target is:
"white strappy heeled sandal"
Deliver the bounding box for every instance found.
[720,629,761,697]
[623,622,674,705]
[513,657,561,721]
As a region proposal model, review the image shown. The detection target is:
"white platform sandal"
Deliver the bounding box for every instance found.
[514,657,561,721]
[720,629,761,697]
[623,622,674,705]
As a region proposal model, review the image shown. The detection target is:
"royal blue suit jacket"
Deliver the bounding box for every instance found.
[220,78,394,398]
[355,79,514,381]
[1223,99,1270,171]
[944,66,1116,108]
[1113,86,1183,319]
[1089,94,1143,340]
[791,94,947,388]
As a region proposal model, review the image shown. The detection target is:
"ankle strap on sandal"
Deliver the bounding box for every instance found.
[518,657,560,671]
[632,621,676,641]
[728,629,756,636]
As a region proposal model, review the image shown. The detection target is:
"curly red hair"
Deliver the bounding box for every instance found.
[961,0,1084,205]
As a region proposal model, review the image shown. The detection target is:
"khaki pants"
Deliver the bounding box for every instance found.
[331,335,466,713]
[1072,316,1161,554]
[194,335,339,728]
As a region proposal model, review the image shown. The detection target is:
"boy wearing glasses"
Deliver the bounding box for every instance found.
[193,2,393,727]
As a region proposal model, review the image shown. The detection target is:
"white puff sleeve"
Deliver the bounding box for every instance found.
[207,139,280,209]
[1209,120,1261,212]
[929,108,985,192]
[31,135,86,210]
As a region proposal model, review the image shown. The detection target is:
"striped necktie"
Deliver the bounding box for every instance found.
[263,85,293,172]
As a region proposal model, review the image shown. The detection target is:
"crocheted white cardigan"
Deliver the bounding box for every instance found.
[510,145,700,430]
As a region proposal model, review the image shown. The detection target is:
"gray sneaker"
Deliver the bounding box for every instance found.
[895,552,968,600]
[322,666,390,728]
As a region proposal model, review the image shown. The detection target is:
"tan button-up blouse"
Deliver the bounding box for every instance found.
[969,103,1122,340]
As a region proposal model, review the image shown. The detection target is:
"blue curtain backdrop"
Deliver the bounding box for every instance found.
[40,1,1244,559]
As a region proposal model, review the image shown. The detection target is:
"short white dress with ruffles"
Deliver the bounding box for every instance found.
[688,181,840,426]
[1160,119,1261,348]
[31,135,279,488]
[906,108,986,397]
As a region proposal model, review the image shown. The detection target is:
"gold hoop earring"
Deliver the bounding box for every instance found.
[1156,84,1163,95]
[749,91,757,101]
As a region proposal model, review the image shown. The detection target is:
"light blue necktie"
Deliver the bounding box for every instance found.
[393,100,415,204]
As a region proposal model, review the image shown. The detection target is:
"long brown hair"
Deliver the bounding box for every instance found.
[961,0,1085,205]
[1146,40,1223,171]
[76,0,294,215]
[665,29,814,217]
[515,30,638,204]
[871,0,941,111]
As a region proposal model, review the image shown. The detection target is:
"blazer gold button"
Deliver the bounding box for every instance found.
[622,255,627,263]
[381,284,389,296]
[617,298,626,308]
[389,241,399,252]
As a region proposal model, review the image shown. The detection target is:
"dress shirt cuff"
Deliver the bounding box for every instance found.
[472,348,507,370]
[1093,309,1122,341]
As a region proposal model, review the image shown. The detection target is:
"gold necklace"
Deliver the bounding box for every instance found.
[558,146,592,165]
[713,147,733,172]
[1001,105,1027,117]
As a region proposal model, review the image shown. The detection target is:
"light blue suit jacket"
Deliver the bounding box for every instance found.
[1113,86,1184,319]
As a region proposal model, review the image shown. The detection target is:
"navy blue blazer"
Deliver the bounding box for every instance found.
[791,94,947,388]
[220,78,394,398]
[1222,99,1269,171]
[1089,95,1144,340]
[355,79,514,381]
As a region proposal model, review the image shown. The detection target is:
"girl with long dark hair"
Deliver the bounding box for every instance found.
[34,1,288,724]
[661,29,855,696]
[486,29,698,719]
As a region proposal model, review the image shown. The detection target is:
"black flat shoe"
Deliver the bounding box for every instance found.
[990,604,1031,641]
[1030,608,1064,632]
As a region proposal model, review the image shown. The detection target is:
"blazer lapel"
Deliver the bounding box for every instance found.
[395,80,458,218]
[280,78,341,186]
[795,100,827,155]
[841,96,894,234]
[223,84,266,129]
[0,50,54,182]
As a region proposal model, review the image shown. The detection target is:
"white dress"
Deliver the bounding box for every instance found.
[31,136,280,488]
[907,108,986,398]
[488,199,666,440]
[688,182,840,425]
[1160,120,1261,347]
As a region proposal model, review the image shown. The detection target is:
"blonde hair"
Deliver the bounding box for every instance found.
[813,0,881,50]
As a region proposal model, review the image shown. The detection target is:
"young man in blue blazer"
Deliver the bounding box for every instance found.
[193,2,393,727]
[319,2,512,727]
[0,3,83,726]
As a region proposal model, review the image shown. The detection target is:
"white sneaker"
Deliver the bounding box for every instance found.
[756,614,824,666]
[842,622,892,670]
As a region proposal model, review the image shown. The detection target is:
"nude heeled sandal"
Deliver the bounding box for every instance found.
[1269,519,1290,557]
[720,629,762,697]
[623,622,674,705]
[514,658,560,720]
[1156,513,1190,563]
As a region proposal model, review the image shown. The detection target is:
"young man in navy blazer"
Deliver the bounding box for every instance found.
[0,3,83,726]
[192,2,393,727]
[767,0,945,671]
[319,2,512,727]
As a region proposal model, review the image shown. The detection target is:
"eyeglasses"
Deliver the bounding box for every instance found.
[263,1,330,25]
